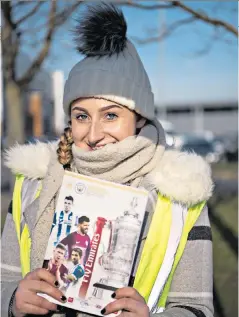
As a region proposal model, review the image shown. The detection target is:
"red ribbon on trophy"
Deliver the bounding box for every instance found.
[79,217,107,298]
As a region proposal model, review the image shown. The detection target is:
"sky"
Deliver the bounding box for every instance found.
[19,1,238,107]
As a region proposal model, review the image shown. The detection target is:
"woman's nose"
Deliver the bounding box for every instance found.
[87,121,104,145]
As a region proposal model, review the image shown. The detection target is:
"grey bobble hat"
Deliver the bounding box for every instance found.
[63,3,155,120]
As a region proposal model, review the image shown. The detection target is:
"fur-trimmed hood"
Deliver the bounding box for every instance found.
[4,141,213,206]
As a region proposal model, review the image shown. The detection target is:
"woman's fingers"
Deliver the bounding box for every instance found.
[18,279,66,303]
[103,298,148,315]
[102,288,149,316]
[13,268,67,317]
[112,287,145,303]
[25,268,57,286]
[21,290,58,311]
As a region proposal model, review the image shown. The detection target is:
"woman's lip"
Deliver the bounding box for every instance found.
[92,146,105,150]
[87,142,116,150]
[87,145,105,151]
[88,144,106,148]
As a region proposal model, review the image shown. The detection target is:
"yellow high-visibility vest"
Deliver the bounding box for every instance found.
[12,174,205,310]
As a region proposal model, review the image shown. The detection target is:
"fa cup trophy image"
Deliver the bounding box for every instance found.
[92,197,143,299]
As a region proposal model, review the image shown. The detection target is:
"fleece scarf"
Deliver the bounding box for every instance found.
[72,119,166,187]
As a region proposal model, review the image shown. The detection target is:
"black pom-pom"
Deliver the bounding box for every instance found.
[74,3,127,57]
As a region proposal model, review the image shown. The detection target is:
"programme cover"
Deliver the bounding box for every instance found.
[39,170,148,316]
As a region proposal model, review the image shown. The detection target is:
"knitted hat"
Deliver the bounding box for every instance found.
[63,3,155,120]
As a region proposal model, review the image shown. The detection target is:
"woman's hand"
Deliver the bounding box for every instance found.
[47,259,53,271]
[102,287,150,317]
[12,268,67,317]
[55,266,61,280]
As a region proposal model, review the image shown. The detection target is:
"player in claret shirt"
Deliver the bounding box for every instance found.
[60,216,91,266]
[45,243,68,284]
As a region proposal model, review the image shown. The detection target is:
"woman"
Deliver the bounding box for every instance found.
[2,3,214,317]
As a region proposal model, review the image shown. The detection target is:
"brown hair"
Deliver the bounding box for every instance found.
[55,243,67,251]
[72,247,83,258]
[78,215,90,224]
[57,124,74,170]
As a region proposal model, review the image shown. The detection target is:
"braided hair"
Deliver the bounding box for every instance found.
[57,124,74,171]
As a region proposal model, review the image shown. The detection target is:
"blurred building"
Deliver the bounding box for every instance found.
[156,101,238,136]
[2,53,55,140]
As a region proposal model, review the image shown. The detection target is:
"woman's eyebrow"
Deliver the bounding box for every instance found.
[71,106,89,114]
[99,105,123,112]
[71,104,123,113]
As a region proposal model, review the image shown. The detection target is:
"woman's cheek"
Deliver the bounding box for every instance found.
[72,125,88,148]
[72,123,86,141]
[106,120,136,140]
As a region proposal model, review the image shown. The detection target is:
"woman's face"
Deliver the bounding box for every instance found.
[70,98,145,151]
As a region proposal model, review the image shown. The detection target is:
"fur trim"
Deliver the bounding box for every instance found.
[4,142,213,205]
[148,150,214,205]
[96,95,135,111]
[4,141,58,180]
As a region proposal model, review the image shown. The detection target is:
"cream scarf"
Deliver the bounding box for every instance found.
[71,119,166,187]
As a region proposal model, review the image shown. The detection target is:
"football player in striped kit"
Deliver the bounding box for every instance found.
[51,196,74,246]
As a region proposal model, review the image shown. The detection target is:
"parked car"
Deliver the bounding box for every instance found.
[212,136,226,160]
[222,133,238,162]
[179,135,220,164]
[210,133,238,162]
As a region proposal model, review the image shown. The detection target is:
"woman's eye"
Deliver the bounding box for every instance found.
[75,114,88,121]
[105,113,118,120]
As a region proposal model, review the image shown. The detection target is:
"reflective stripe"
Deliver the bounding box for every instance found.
[35,182,42,199]
[158,200,206,308]
[20,224,31,277]
[22,178,41,211]
[0,263,22,273]
[12,176,42,278]
[134,194,172,302]
[12,175,25,243]
[168,292,213,298]
[148,203,188,312]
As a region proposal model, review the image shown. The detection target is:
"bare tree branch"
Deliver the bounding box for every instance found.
[118,0,237,37]
[133,16,196,44]
[2,2,20,81]
[12,1,43,8]
[53,1,83,27]
[16,1,57,87]
[15,2,44,25]
[21,2,83,35]
[172,1,238,37]
[116,1,175,10]
[16,1,83,87]
[2,2,17,31]
[191,28,219,56]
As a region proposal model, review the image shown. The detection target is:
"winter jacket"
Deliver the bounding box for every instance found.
[1,142,214,317]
